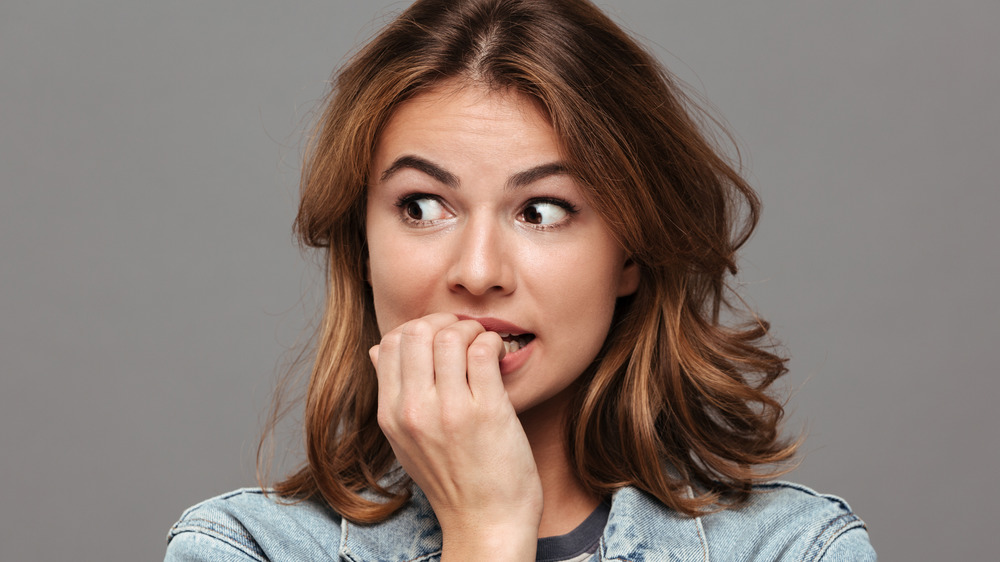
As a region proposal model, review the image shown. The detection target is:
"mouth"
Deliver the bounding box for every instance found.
[498,332,535,354]
[456,315,535,355]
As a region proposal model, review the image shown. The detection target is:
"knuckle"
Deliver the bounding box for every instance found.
[467,339,499,364]
[379,331,402,352]
[397,401,426,432]
[400,319,435,342]
[434,326,466,348]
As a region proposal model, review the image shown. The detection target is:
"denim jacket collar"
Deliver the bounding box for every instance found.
[600,487,709,561]
[339,485,709,562]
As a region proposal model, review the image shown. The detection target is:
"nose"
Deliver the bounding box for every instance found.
[446,214,515,297]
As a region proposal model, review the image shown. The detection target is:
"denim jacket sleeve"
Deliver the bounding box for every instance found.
[166,529,264,562]
[817,526,878,561]
[165,488,344,562]
[690,482,876,562]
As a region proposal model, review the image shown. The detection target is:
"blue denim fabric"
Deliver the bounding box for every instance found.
[166,481,875,561]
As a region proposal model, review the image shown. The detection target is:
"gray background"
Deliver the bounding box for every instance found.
[2,0,997,559]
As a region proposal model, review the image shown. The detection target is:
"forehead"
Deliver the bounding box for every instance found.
[391,80,548,125]
[374,81,560,165]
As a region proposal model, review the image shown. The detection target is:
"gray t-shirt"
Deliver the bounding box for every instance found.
[535,501,610,562]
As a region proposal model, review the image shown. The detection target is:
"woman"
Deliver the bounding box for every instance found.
[167,0,876,560]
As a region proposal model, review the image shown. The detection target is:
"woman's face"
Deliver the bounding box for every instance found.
[365,82,638,415]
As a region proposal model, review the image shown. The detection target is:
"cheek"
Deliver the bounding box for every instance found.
[528,243,623,304]
[526,247,621,335]
[367,238,442,335]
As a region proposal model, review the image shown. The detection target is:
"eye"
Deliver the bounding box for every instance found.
[520,198,576,227]
[396,194,449,223]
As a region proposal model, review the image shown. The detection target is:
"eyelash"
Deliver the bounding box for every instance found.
[393,193,579,228]
[521,197,579,230]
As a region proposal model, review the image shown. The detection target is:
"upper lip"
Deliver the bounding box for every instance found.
[456,315,531,335]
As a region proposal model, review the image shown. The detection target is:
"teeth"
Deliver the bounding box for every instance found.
[498,333,534,354]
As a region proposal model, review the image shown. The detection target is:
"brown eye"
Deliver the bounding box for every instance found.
[398,195,448,222]
[521,201,570,226]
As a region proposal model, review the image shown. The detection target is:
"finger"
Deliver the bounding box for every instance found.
[433,319,486,399]
[369,345,384,396]
[395,313,459,396]
[373,336,402,410]
[376,313,456,436]
[465,331,506,401]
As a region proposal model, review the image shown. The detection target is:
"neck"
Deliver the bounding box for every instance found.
[519,390,600,538]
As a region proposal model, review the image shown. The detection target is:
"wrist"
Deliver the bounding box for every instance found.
[438,509,541,562]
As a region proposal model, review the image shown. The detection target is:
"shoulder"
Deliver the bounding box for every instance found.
[604,482,874,561]
[165,488,344,562]
[699,481,876,561]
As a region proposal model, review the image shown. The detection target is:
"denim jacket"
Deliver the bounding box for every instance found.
[166,482,875,561]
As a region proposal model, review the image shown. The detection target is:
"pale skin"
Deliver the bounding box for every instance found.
[366,80,639,561]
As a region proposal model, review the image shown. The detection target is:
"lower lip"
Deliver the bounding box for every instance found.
[499,339,533,376]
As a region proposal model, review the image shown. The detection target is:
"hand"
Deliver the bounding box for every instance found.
[371,313,543,560]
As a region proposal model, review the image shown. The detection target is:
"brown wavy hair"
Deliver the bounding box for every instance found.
[262,0,798,522]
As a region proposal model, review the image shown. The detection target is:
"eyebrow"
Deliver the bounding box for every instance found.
[380,155,458,188]
[506,162,569,190]
[379,155,570,190]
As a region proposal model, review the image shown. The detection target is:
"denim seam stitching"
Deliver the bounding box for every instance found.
[169,518,267,562]
[803,513,864,561]
[693,515,710,561]
[753,482,853,513]
[813,521,869,561]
